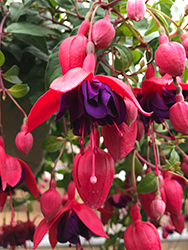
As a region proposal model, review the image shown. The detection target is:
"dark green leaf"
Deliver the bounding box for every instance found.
[124,152,143,172]
[54,0,74,9]
[10,1,34,22]
[8,84,30,98]
[137,172,158,193]
[6,23,56,37]
[45,42,62,88]
[41,136,64,152]
[112,44,134,70]
[0,51,5,67]
[3,75,22,85]
[4,65,19,76]
[169,149,180,164]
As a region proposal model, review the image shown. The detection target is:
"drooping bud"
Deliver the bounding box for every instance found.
[181,155,188,177]
[124,99,138,126]
[126,0,146,22]
[171,213,185,234]
[163,178,183,216]
[40,179,62,221]
[73,147,114,210]
[102,121,137,162]
[185,4,188,15]
[91,16,115,49]
[169,86,188,135]
[180,32,188,59]
[59,19,89,75]
[150,195,166,220]
[139,187,166,219]
[155,33,186,77]
[124,203,162,250]
[15,124,33,156]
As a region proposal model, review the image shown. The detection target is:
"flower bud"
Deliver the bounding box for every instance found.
[59,20,89,75]
[124,203,162,250]
[169,89,188,135]
[40,179,62,221]
[91,16,115,49]
[181,155,188,177]
[155,33,186,77]
[180,32,188,58]
[185,4,188,15]
[15,124,33,156]
[163,178,183,216]
[150,195,166,220]
[127,0,146,22]
[73,147,114,210]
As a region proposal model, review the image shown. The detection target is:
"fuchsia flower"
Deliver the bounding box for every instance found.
[91,16,115,49]
[155,33,186,77]
[59,19,89,75]
[126,0,146,22]
[180,32,188,59]
[0,136,39,212]
[124,203,162,250]
[26,43,151,138]
[0,219,36,249]
[135,63,176,131]
[33,181,108,249]
[15,123,33,156]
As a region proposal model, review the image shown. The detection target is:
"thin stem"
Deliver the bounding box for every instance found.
[146,8,161,27]
[147,7,179,28]
[131,149,137,193]
[9,189,16,226]
[5,90,27,118]
[0,11,10,49]
[89,4,101,41]
[135,151,156,169]
[51,139,67,175]
[151,123,159,175]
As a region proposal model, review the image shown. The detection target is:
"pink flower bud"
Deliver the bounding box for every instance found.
[124,203,162,250]
[169,90,188,135]
[91,16,115,49]
[150,195,166,220]
[181,155,188,177]
[139,187,166,218]
[40,179,62,221]
[180,32,188,58]
[59,20,89,75]
[73,147,114,210]
[15,124,33,156]
[127,0,146,22]
[185,4,188,15]
[163,178,183,216]
[171,214,185,234]
[124,99,138,126]
[155,33,186,77]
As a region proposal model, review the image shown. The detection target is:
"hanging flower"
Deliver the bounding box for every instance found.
[26,42,152,136]
[33,181,108,249]
[0,136,39,212]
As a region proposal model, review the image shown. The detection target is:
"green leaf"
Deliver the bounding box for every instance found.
[4,65,20,76]
[54,0,74,9]
[3,75,22,85]
[169,149,180,164]
[14,34,49,54]
[6,23,56,37]
[137,172,158,193]
[112,44,134,70]
[41,136,64,152]
[0,51,5,67]
[10,1,34,22]
[8,84,30,98]
[45,42,62,88]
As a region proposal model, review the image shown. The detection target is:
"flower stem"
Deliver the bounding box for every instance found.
[151,123,159,176]
[9,189,16,226]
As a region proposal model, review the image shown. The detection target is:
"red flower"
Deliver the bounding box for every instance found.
[0,136,39,211]
[33,181,108,249]
[26,51,151,135]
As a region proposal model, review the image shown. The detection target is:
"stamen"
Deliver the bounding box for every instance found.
[90,121,97,184]
[79,119,85,154]
[112,120,124,137]
[151,123,159,176]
